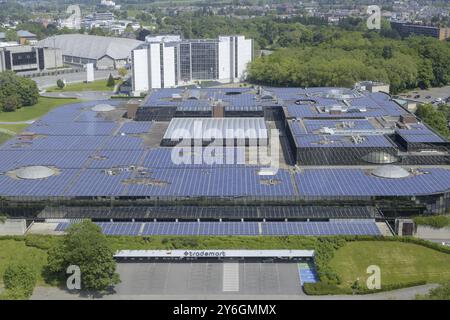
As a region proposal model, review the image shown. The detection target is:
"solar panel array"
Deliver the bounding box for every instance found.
[0,96,449,199]
[39,205,381,219]
[294,134,394,148]
[55,221,381,236]
[295,168,450,196]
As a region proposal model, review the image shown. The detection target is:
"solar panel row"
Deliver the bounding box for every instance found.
[54,221,381,236]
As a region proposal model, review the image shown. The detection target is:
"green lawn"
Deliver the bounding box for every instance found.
[329,241,450,289]
[0,240,48,286]
[46,79,121,92]
[0,97,79,122]
[0,132,12,145]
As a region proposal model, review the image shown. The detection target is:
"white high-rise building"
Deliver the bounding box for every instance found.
[131,35,253,94]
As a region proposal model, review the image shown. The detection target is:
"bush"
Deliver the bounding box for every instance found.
[3,263,37,299]
[25,234,59,250]
[56,79,65,89]
[303,282,350,295]
[1,94,21,112]
[304,280,427,296]
[413,215,450,229]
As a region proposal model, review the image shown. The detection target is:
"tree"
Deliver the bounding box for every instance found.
[0,71,39,108]
[3,263,37,299]
[118,67,128,78]
[47,220,120,293]
[415,103,450,138]
[56,79,65,89]
[106,74,115,87]
[382,45,393,59]
[1,94,21,112]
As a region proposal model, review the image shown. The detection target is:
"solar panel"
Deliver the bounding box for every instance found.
[54,221,381,236]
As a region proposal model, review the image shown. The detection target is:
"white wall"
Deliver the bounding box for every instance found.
[236,36,253,82]
[163,45,176,88]
[218,39,231,82]
[149,43,161,89]
[132,47,149,93]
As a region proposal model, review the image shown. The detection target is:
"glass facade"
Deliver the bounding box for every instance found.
[190,42,218,80]
[179,43,191,82]
[12,51,37,66]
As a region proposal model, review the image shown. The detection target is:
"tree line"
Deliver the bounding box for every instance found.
[248,31,450,94]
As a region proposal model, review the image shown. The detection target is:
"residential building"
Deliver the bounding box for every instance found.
[391,21,450,40]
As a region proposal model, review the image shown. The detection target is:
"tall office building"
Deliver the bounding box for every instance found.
[131,35,253,94]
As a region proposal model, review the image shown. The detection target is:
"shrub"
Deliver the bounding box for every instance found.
[1,94,21,112]
[25,234,59,250]
[56,79,65,89]
[3,263,37,299]
[413,215,450,229]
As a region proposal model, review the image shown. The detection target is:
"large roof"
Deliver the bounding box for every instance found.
[37,34,143,61]
[0,95,449,198]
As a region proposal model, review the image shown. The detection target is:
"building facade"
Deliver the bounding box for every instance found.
[391,21,450,40]
[131,35,253,94]
[0,45,63,73]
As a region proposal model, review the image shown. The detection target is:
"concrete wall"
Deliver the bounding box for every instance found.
[43,47,63,69]
[132,47,149,93]
[0,219,27,236]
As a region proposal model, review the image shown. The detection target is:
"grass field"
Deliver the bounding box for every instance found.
[0,97,79,122]
[329,241,450,289]
[46,79,121,92]
[0,240,48,286]
[0,132,12,145]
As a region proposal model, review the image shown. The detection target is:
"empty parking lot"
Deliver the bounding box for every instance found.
[114,261,303,296]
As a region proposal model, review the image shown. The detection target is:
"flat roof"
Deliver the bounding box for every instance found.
[115,249,314,258]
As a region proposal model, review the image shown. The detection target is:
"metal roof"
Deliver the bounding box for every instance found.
[114,249,315,258]
[163,118,268,141]
[37,34,143,60]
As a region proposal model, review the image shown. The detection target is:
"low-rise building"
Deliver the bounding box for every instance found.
[37,34,143,70]
[0,45,63,73]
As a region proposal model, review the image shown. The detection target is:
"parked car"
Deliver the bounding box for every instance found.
[414,95,420,98]
[425,95,432,99]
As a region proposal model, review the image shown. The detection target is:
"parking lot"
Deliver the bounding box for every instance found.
[399,85,450,105]
[114,261,303,296]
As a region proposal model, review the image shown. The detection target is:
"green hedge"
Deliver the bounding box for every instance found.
[304,280,427,296]
[413,215,450,229]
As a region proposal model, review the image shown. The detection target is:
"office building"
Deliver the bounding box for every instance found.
[0,45,63,73]
[131,35,253,94]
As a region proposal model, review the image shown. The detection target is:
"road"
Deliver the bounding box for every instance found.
[40,91,114,101]
[31,283,439,300]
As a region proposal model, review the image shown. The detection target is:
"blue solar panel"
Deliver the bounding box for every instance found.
[26,122,117,136]
[261,221,381,236]
[119,122,153,134]
[295,168,450,196]
[294,134,394,148]
[54,221,380,236]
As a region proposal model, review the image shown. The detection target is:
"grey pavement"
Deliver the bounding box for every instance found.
[400,86,450,104]
[40,91,114,101]
[30,261,439,300]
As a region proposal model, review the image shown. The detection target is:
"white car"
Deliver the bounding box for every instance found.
[433,97,443,103]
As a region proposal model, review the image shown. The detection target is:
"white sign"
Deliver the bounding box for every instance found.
[86,63,94,82]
